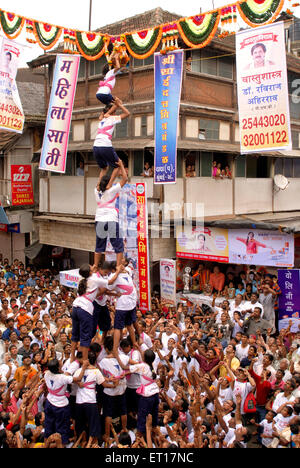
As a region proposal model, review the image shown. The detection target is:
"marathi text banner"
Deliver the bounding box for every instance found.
[236,22,291,153]
[154,50,183,184]
[39,54,80,173]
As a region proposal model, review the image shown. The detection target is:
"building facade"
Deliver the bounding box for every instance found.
[0,68,45,263]
[26,8,300,283]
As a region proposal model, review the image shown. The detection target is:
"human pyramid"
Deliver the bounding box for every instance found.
[44,46,161,447]
[0,44,300,451]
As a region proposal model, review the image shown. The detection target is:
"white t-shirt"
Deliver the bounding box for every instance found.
[226,423,247,448]
[100,354,129,396]
[62,359,80,396]
[272,392,295,413]
[232,380,254,415]
[236,344,250,362]
[95,184,121,224]
[140,332,152,350]
[259,419,273,447]
[94,115,121,147]
[73,274,108,315]
[44,371,73,408]
[94,273,108,307]
[126,349,142,390]
[273,413,293,432]
[108,272,137,311]
[242,301,264,316]
[74,367,105,404]
[161,332,178,353]
[129,363,159,397]
[96,69,116,95]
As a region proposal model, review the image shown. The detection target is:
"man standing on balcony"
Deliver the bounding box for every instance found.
[209,265,225,295]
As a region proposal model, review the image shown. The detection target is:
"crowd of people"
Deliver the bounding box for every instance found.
[0,257,299,449]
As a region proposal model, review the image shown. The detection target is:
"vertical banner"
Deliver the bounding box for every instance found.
[106,184,140,298]
[278,270,300,333]
[160,259,176,306]
[39,54,80,173]
[11,165,34,206]
[136,182,151,312]
[236,22,291,153]
[0,37,24,133]
[154,50,183,184]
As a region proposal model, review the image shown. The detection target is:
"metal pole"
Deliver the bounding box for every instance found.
[89,0,92,31]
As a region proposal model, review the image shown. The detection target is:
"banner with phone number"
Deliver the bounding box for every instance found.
[0,37,24,133]
[236,22,291,153]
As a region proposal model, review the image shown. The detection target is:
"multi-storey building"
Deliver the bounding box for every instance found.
[0,67,45,263]
[27,8,300,284]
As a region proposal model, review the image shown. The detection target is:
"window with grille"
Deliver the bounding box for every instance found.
[199,119,220,140]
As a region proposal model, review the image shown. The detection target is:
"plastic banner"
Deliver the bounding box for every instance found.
[228,229,294,267]
[160,259,176,306]
[154,50,183,184]
[236,22,291,153]
[136,182,151,312]
[0,37,24,133]
[11,164,34,206]
[176,226,229,263]
[39,54,80,173]
[278,269,300,333]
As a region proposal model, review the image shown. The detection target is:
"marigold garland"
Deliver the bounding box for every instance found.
[0,1,287,60]
[0,10,24,39]
[124,26,162,59]
[178,12,220,49]
[75,31,106,60]
[238,0,284,26]
[33,22,62,51]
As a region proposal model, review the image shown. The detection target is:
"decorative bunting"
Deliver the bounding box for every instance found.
[75,31,107,60]
[26,19,37,44]
[0,1,288,59]
[161,23,179,53]
[63,29,78,54]
[0,10,24,39]
[237,0,285,26]
[178,12,220,48]
[33,22,62,50]
[124,26,162,59]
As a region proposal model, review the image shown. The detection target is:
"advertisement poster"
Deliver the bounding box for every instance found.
[236,22,291,153]
[0,37,24,133]
[154,50,183,184]
[278,269,300,333]
[39,54,80,173]
[176,226,229,263]
[228,229,294,267]
[160,259,176,306]
[11,165,34,206]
